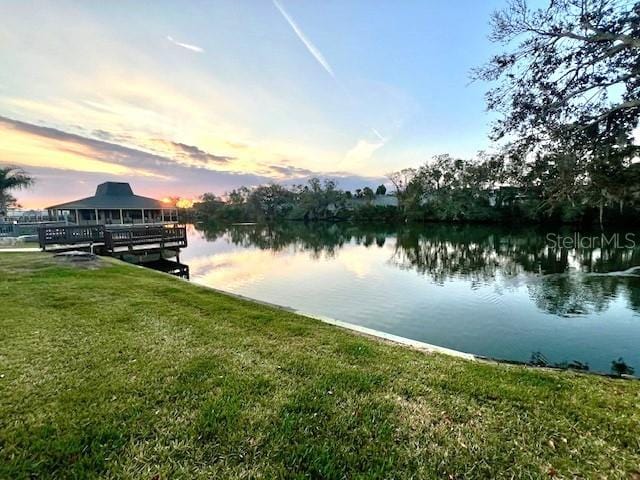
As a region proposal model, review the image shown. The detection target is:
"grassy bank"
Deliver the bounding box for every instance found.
[1,253,639,479]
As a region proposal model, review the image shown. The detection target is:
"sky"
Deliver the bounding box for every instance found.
[0,0,506,208]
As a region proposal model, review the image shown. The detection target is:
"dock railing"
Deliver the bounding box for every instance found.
[104,226,187,252]
[38,225,105,250]
[38,224,187,252]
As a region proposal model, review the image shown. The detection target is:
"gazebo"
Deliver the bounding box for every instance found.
[46,182,178,225]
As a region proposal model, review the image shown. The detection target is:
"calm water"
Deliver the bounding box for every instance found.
[180,222,640,375]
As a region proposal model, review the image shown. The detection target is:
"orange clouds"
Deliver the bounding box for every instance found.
[0,118,165,178]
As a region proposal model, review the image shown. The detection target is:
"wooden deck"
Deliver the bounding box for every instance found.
[38,225,187,254]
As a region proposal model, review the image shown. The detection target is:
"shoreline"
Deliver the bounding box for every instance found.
[3,250,636,379]
[168,265,635,380]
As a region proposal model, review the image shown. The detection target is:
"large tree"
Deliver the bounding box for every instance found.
[387,168,419,215]
[474,0,640,223]
[247,184,294,221]
[295,177,343,220]
[475,0,639,148]
[0,167,34,216]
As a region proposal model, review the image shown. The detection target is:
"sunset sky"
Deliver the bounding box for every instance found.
[0,0,505,208]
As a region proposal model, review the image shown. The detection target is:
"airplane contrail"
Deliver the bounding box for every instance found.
[272,0,386,145]
[272,0,335,79]
[167,35,204,53]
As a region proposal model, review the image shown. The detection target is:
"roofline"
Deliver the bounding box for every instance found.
[46,196,95,210]
[46,195,170,210]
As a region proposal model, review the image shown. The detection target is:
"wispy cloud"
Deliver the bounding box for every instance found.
[267,164,315,178]
[272,0,335,79]
[166,35,204,53]
[151,139,234,166]
[0,116,234,177]
[343,138,386,170]
[272,1,387,150]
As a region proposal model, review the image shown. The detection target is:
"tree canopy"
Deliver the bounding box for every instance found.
[474,0,640,225]
[0,167,34,215]
[474,0,639,155]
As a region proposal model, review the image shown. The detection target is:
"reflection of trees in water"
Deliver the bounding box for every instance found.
[392,225,640,278]
[392,225,539,285]
[625,284,640,314]
[195,222,395,260]
[194,222,640,315]
[194,223,227,243]
[527,275,636,317]
[391,225,640,315]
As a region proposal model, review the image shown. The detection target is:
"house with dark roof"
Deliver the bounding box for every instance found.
[46,182,178,225]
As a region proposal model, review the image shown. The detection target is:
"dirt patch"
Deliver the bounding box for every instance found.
[53,251,105,270]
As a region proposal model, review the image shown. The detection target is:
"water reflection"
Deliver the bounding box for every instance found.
[197,221,390,259]
[182,222,640,375]
[142,258,190,279]
[195,222,640,316]
[528,275,636,317]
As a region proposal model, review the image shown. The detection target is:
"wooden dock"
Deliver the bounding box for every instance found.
[38,225,187,254]
[37,224,190,278]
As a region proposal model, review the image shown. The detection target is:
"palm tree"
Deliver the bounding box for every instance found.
[0,167,34,217]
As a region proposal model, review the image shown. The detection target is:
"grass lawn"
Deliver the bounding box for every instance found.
[1,253,639,479]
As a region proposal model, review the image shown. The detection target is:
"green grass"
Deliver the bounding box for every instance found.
[1,253,639,479]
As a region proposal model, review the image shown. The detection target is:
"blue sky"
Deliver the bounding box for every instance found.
[0,0,505,206]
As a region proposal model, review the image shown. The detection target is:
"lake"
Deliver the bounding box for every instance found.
[179,222,640,376]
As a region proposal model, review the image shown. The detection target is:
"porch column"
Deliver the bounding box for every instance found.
[161,209,165,222]
[141,209,145,224]
[75,209,80,225]
[94,208,99,224]
[119,209,123,224]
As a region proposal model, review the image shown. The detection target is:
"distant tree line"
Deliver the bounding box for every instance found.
[191,178,397,223]
[191,147,640,226]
